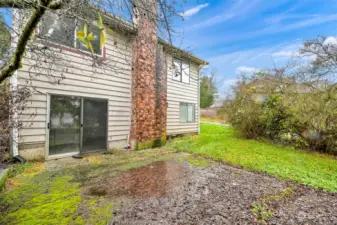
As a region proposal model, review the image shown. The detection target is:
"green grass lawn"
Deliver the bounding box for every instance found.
[167,123,337,192]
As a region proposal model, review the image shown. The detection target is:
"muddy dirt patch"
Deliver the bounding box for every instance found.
[111,163,337,225]
[85,161,190,199]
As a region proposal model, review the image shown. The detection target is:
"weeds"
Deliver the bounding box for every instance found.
[251,188,294,224]
[251,202,274,224]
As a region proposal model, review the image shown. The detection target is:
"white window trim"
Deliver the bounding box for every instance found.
[173,57,190,84]
[179,102,195,123]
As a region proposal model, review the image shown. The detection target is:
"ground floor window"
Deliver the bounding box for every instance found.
[179,103,195,123]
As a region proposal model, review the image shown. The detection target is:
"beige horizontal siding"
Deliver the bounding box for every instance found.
[19,70,131,88]
[17,30,133,151]
[166,53,200,135]
[22,57,132,79]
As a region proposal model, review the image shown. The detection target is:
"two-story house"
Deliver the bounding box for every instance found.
[10,2,208,160]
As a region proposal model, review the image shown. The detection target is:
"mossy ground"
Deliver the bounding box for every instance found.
[0,148,178,225]
[135,135,167,150]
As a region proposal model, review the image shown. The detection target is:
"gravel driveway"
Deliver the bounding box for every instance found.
[108,160,337,225]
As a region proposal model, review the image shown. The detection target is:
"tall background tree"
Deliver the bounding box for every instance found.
[200,71,217,108]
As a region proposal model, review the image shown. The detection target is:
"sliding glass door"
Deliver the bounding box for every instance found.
[49,95,81,155]
[82,98,108,152]
[48,95,107,156]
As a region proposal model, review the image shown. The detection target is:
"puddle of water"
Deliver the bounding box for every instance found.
[86,161,188,199]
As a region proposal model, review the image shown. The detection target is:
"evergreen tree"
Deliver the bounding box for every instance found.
[200,72,217,108]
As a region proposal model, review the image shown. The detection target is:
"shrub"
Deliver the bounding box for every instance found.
[226,96,265,139]
[225,76,337,154]
[0,81,31,164]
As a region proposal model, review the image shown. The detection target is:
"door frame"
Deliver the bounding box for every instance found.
[45,93,109,159]
[45,94,50,158]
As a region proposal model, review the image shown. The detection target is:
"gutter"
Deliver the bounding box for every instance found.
[10,71,19,157]
[158,38,209,66]
[10,9,19,158]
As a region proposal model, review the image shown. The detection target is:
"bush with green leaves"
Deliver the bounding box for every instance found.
[225,74,336,154]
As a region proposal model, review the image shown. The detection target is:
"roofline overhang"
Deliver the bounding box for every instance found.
[158,38,209,66]
[79,4,208,65]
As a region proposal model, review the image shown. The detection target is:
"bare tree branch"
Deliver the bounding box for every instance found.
[0,0,39,9]
[0,0,69,83]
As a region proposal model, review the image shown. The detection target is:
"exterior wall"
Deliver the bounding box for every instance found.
[16,30,133,159]
[166,53,200,135]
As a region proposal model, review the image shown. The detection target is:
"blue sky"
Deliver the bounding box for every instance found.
[174,0,337,96]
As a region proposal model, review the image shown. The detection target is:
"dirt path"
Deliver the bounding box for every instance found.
[110,160,337,225]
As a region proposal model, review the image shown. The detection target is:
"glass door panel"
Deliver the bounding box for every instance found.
[82,98,107,152]
[49,95,81,155]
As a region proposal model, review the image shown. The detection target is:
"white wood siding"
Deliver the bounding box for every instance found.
[166,53,200,135]
[17,31,133,152]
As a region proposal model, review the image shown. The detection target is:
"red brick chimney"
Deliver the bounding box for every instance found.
[131,0,167,150]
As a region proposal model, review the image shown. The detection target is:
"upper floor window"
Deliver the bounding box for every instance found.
[173,58,190,83]
[39,14,102,55]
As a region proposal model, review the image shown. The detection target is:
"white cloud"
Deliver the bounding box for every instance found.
[281,14,337,31]
[266,14,318,25]
[208,43,287,66]
[190,0,260,30]
[179,3,209,18]
[223,78,238,86]
[199,14,337,48]
[323,36,337,45]
[256,14,337,38]
[235,66,260,75]
[272,51,301,58]
[271,43,303,61]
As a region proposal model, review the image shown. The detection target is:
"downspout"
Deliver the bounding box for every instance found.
[127,45,134,152]
[10,72,18,157]
[198,66,201,134]
[10,9,25,163]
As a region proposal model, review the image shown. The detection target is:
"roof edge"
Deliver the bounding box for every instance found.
[158,38,209,66]
[82,4,208,65]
